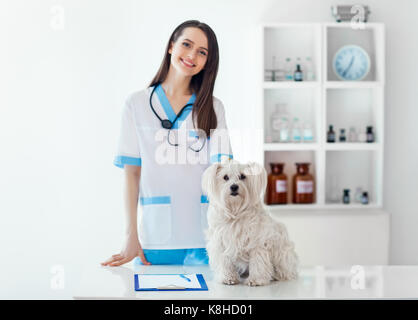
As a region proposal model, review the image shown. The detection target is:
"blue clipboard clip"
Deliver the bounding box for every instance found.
[179,274,191,282]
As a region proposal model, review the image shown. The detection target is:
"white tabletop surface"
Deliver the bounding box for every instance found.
[73,264,418,299]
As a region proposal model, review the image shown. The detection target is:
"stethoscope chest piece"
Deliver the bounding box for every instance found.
[161,119,173,129]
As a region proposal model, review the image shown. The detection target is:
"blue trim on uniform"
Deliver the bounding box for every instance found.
[113,155,141,168]
[140,196,171,206]
[155,84,196,129]
[201,195,209,203]
[210,153,233,164]
[134,248,209,265]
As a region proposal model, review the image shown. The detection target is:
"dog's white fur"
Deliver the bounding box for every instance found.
[202,160,298,286]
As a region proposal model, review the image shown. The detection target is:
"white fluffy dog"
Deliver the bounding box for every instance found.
[201,160,298,286]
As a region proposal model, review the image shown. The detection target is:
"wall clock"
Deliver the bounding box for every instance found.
[333,45,371,81]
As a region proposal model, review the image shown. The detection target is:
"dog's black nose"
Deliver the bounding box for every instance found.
[230,184,239,192]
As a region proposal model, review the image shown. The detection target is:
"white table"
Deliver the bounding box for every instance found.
[73,264,418,299]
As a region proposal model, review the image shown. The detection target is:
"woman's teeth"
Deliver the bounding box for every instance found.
[181,59,195,67]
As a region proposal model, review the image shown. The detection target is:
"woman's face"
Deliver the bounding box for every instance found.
[168,27,208,77]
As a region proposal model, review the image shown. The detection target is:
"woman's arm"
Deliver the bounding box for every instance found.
[101,165,151,266]
[124,165,141,237]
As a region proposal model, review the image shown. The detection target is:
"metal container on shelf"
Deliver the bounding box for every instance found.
[331,5,371,23]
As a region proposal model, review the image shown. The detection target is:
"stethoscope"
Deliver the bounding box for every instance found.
[149,83,206,152]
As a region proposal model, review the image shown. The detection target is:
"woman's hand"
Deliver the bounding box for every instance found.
[101,233,151,266]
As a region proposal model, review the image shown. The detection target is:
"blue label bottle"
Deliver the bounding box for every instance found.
[294,64,303,81]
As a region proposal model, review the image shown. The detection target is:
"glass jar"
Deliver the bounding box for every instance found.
[266,163,287,205]
[270,104,281,142]
[292,162,314,204]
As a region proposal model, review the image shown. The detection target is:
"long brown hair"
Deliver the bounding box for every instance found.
[149,20,219,138]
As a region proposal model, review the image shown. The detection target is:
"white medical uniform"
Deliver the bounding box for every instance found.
[114,84,233,250]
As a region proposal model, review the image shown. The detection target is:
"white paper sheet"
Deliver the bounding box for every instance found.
[136,274,202,289]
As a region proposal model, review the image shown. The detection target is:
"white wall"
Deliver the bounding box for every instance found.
[1,0,417,299]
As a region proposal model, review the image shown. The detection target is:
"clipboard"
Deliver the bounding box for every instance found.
[134,273,208,291]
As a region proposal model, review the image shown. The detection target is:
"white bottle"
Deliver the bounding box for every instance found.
[354,187,363,203]
[358,128,367,142]
[348,126,357,142]
[302,122,314,142]
[305,57,315,81]
[279,118,290,142]
[284,57,293,81]
[291,117,302,142]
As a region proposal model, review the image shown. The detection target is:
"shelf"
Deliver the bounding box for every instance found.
[267,203,381,210]
[263,24,322,83]
[264,143,319,151]
[326,150,379,206]
[325,143,381,151]
[325,87,382,146]
[325,23,384,82]
[261,22,385,211]
[264,80,384,90]
[323,203,381,209]
[323,22,384,29]
[264,143,380,151]
[263,81,320,89]
[262,22,322,28]
[263,87,319,144]
[325,81,383,89]
[267,204,322,210]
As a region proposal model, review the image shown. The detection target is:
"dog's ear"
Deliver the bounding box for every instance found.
[202,163,222,197]
[244,162,267,199]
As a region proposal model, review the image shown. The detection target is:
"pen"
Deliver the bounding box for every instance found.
[157,285,186,290]
[179,274,191,282]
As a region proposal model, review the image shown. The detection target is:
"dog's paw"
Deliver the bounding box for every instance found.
[288,270,298,280]
[277,270,299,281]
[287,271,299,281]
[244,277,271,286]
[222,276,240,285]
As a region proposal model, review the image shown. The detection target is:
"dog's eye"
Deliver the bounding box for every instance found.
[239,173,246,180]
[223,175,229,181]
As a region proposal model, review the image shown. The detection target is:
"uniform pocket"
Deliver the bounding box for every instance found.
[140,196,172,245]
[200,195,209,231]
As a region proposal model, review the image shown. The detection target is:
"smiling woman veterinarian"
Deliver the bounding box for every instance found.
[101,20,233,266]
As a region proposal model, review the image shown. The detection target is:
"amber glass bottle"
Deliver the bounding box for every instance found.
[292,162,314,204]
[266,163,288,204]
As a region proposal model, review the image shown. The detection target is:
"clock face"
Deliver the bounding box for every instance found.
[333,45,370,81]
